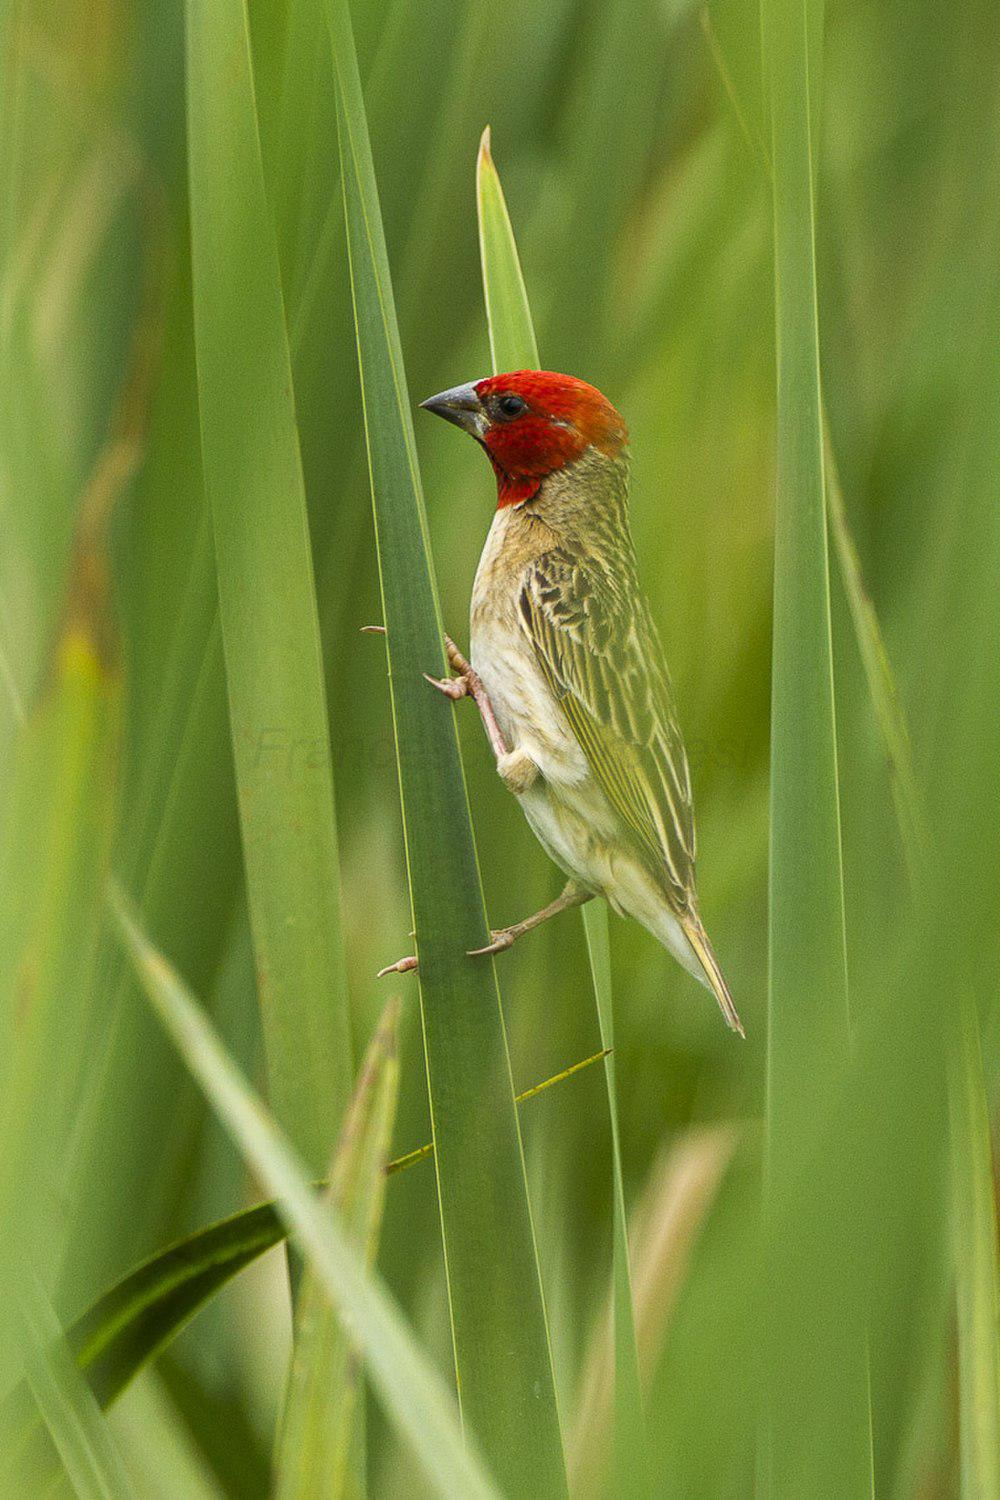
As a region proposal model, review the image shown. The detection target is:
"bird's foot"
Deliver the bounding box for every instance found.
[496,747,539,795]
[424,671,468,701]
[468,881,593,958]
[377,953,418,978]
[364,623,510,763]
[427,636,510,762]
[468,926,521,957]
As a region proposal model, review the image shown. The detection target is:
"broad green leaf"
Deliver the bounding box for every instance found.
[108,883,501,1500]
[185,0,352,1176]
[322,4,567,1493]
[477,126,646,1497]
[275,998,401,1500]
[759,0,872,1491]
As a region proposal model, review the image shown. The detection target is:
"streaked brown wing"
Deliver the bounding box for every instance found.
[518,547,696,905]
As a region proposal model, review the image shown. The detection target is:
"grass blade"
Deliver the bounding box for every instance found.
[476,127,538,373]
[275,998,401,1499]
[571,1127,738,1494]
[185,0,352,1174]
[476,126,646,1496]
[108,881,501,1500]
[14,1274,135,1499]
[322,7,567,1492]
[950,993,1000,1499]
[760,0,872,1490]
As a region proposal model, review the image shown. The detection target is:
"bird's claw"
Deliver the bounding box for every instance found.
[377,954,418,978]
[423,671,468,700]
[468,929,517,957]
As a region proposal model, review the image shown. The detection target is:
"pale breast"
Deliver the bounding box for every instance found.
[468,506,625,895]
[470,509,589,790]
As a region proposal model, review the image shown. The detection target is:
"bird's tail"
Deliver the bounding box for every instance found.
[680,914,745,1038]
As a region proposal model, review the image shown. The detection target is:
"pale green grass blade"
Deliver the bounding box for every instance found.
[275,998,401,1500]
[476,128,539,373]
[477,126,646,1496]
[760,0,872,1491]
[823,430,928,884]
[185,0,352,1174]
[581,908,648,1497]
[322,5,567,1493]
[108,1372,224,1500]
[17,1274,135,1499]
[108,882,501,1500]
[950,993,1000,1500]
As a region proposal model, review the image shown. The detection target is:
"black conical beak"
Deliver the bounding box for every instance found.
[419,381,487,438]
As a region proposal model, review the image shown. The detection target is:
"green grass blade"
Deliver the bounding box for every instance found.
[108,882,501,1500]
[760,0,872,1491]
[476,127,539,373]
[476,126,646,1495]
[582,907,648,1496]
[322,6,567,1492]
[950,993,1000,1499]
[275,998,401,1499]
[823,429,928,883]
[185,0,352,1174]
[700,8,927,888]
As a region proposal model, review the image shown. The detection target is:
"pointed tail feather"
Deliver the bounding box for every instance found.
[680,916,744,1037]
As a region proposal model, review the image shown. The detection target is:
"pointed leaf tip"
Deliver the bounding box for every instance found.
[478,125,493,165]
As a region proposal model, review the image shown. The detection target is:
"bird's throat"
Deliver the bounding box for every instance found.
[490,458,541,508]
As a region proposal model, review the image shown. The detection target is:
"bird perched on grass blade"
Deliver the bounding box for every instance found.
[406,369,742,1035]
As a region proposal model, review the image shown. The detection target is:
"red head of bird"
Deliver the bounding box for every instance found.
[421,369,629,507]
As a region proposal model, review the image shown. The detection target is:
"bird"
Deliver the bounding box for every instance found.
[392,368,742,1036]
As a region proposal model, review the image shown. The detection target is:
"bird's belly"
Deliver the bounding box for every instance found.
[470,608,702,983]
[470,622,590,791]
[519,783,701,978]
[470,618,620,878]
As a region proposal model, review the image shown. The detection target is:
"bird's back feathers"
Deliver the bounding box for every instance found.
[517,542,696,909]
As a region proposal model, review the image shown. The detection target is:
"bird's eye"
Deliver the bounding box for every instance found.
[497,393,527,419]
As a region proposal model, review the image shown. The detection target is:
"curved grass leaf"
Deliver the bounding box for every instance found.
[759,0,872,1491]
[185,0,352,1177]
[321,6,567,1493]
[275,998,401,1499]
[108,882,501,1500]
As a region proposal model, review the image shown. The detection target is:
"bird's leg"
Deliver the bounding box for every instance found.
[378,880,593,977]
[468,880,593,957]
[367,624,547,977]
[365,624,537,787]
[424,634,509,764]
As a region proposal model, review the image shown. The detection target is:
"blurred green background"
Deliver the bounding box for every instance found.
[2,0,999,1493]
